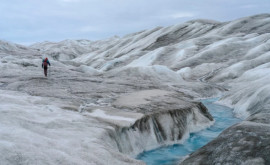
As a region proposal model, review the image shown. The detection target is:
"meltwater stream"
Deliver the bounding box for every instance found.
[136,98,241,165]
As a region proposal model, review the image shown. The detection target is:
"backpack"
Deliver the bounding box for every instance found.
[43,58,48,67]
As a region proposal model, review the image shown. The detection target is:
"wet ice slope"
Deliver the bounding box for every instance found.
[1,14,270,164]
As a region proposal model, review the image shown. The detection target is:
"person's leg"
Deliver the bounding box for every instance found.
[44,66,48,77]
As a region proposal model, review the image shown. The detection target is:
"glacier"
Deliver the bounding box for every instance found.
[1,13,270,164]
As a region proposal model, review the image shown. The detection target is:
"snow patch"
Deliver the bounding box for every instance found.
[114,89,174,107]
[88,109,136,122]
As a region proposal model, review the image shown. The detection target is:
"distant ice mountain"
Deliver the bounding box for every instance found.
[30,39,94,60]
[1,14,270,165]
[30,14,270,117]
[0,40,30,54]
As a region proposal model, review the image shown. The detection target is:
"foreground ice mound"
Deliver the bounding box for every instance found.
[0,90,144,165]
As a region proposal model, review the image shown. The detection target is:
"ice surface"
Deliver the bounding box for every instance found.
[1,13,270,164]
[127,48,163,67]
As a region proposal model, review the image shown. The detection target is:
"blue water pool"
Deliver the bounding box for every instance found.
[136,98,241,165]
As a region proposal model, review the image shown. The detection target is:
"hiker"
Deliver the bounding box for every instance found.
[42,57,51,77]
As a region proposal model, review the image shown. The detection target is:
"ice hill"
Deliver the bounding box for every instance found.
[0,14,270,164]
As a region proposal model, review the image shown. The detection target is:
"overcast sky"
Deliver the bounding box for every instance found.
[0,0,269,45]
